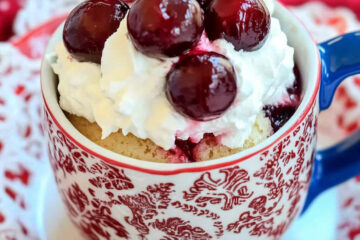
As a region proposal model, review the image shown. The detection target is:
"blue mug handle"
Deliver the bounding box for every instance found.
[302,31,360,212]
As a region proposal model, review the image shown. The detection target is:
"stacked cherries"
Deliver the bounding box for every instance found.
[63,0,271,120]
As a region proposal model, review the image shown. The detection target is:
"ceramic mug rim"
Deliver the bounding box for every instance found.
[41,2,321,175]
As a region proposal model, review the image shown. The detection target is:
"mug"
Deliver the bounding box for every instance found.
[41,2,360,239]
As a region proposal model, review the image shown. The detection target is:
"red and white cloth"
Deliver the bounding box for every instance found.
[0,0,359,239]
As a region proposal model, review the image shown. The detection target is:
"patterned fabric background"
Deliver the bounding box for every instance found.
[0,0,359,239]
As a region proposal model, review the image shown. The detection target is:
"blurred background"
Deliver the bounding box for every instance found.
[0,0,81,41]
[0,0,359,42]
[0,0,359,240]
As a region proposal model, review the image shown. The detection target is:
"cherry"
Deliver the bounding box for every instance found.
[264,65,303,132]
[204,0,270,51]
[166,52,237,121]
[264,105,297,133]
[63,0,129,63]
[127,0,204,57]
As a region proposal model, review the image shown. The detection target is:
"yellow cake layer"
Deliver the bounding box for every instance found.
[67,112,271,162]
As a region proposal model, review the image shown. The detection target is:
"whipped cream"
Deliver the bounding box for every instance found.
[51,0,295,150]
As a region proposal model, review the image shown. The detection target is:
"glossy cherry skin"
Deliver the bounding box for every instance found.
[63,0,129,63]
[204,0,270,51]
[127,0,204,57]
[166,52,237,121]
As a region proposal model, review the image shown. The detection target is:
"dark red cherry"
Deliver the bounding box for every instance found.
[204,0,270,51]
[127,0,204,57]
[264,105,296,133]
[166,52,237,121]
[63,0,129,63]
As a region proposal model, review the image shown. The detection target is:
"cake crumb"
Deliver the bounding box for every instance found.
[67,112,271,163]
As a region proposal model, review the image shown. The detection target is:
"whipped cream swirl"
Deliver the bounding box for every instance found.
[51,0,295,150]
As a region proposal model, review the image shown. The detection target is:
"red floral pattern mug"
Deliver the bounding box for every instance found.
[41,2,360,240]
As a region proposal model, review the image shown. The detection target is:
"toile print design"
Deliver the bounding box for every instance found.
[182,166,254,211]
[45,101,317,240]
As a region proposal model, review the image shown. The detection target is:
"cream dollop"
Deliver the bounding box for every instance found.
[51,0,295,150]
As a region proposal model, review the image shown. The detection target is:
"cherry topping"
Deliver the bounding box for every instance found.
[264,65,303,132]
[264,105,296,133]
[174,134,217,162]
[204,0,270,51]
[175,138,197,162]
[63,0,129,63]
[166,52,237,121]
[127,0,204,57]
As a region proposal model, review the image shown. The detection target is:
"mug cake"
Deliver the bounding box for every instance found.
[49,0,302,163]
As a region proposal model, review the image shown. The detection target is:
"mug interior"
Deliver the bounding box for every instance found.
[41,1,320,173]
